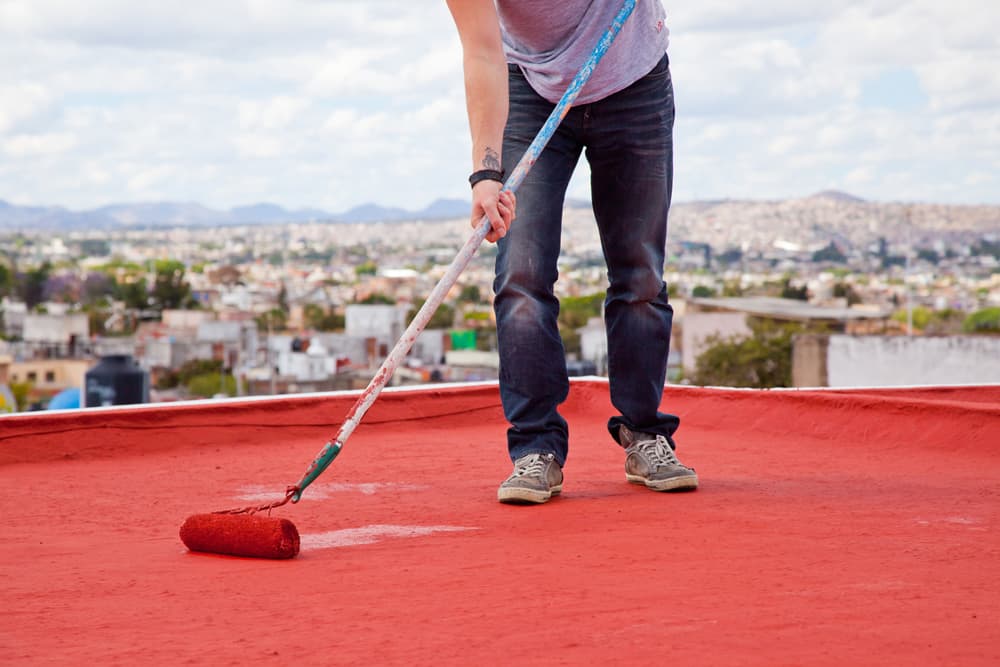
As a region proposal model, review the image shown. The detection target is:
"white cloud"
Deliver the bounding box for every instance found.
[0,82,52,133]
[0,0,996,210]
[2,131,76,156]
[237,96,309,131]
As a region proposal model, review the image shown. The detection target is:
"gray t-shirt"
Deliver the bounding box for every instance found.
[497,0,670,104]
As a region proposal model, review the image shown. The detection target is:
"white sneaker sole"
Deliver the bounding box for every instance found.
[626,473,699,491]
[497,484,563,504]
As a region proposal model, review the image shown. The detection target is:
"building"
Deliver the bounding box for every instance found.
[345,304,409,359]
[680,296,891,376]
[793,334,1000,387]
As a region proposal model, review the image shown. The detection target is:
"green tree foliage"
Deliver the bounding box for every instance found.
[115,278,149,309]
[359,292,395,305]
[779,277,809,301]
[556,292,605,357]
[963,307,1000,334]
[475,326,497,351]
[187,372,236,398]
[256,308,289,332]
[691,317,805,388]
[9,381,32,413]
[722,280,744,297]
[178,358,223,384]
[303,304,344,331]
[559,292,604,329]
[891,306,933,331]
[407,298,455,329]
[692,285,716,298]
[462,310,491,324]
[917,248,940,264]
[355,261,377,276]
[150,259,193,310]
[0,262,14,297]
[812,242,847,263]
[458,284,482,303]
[85,306,110,337]
[832,282,862,306]
[971,238,1000,259]
[79,239,110,256]
[20,262,52,309]
[81,272,114,306]
[277,284,289,314]
[559,324,582,356]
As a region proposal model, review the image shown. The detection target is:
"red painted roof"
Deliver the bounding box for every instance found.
[3,380,999,665]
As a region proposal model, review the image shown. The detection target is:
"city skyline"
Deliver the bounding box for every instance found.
[1,1,998,212]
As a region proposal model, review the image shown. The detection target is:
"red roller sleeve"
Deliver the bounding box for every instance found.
[180,513,300,559]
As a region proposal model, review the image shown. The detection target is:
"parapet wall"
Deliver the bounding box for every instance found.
[794,335,1000,387]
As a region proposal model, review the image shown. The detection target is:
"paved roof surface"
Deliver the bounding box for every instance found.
[3,380,999,665]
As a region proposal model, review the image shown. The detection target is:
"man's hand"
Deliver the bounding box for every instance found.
[471,180,516,243]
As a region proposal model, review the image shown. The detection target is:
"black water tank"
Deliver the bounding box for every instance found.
[84,355,150,407]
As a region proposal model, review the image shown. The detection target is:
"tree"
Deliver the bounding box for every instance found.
[556,292,605,357]
[721,280,744,297]
[19,262,52,310]
[303,304,343,331]
[176,358,223,384]
[187,372,236,398]
[892,306,933,331]
[408,298,455,329]
[559,292,604,329]
[963,307,1000,334]
[359,292,396,305]
[256,308,289,333]
[812,242,846,263]
[116,278,149,310]
[690,317,805,388]
[692,285,716,298]
[150,259,193,310]
[277,283,289,314]
[355,261,377,277]
[43,273,80,303]
[79,239,110,256]
[0,262,14,297]
[81,272,114,306]
[779,277,809,301]
[832,282,862,306]
[458,284,482,303]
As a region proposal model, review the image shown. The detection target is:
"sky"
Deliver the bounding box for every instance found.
[0,0,998,212]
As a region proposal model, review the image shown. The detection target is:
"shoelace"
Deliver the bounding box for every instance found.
[513,455,548,478]
[633,436,682,467]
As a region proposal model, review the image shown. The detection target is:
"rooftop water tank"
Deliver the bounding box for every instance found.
[84,355,149,407]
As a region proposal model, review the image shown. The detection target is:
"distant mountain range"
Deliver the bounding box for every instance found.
[0,197,484,231]
[0,190,881,231]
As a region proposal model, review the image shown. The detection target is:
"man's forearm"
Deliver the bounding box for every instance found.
[446,0,509,173]
[462,52,508,173]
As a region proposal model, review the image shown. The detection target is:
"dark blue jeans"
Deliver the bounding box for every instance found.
[496,54,680,466]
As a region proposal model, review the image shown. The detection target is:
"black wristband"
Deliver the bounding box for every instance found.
[469,169,505,188]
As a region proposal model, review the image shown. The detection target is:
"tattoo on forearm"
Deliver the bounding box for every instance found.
[482,147,500,171]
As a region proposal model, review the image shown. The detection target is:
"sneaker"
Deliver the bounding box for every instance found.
[497,453,563,504]
[620,425,698,492]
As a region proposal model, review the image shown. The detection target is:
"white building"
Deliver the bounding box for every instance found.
[23,312,89,345]
[345,304,409,357]
[275,338,339,382]
[578,317,608,373]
